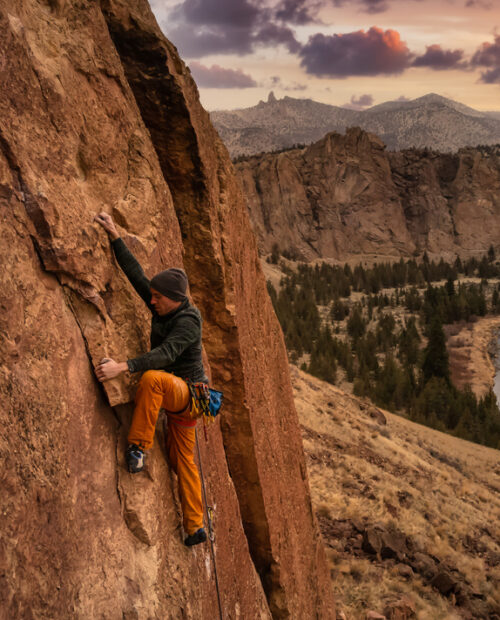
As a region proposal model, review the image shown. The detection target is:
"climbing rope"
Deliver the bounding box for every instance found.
[195,427,224,620]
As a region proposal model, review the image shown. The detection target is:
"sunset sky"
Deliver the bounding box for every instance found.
[150,0,500,112]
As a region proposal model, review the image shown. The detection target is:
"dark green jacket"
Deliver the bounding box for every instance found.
[111,238,208,383]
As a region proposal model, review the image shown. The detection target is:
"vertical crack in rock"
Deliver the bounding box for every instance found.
[1,4,276,617]
[99,1,276,592]
[99,4,334,618]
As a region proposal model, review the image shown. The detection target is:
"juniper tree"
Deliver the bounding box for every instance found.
[422,317,449,384]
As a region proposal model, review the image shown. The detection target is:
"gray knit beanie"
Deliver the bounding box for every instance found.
[150,268,188,301]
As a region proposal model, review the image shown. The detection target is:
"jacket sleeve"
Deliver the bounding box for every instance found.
[111,237,153,311]
[127,315,201,373]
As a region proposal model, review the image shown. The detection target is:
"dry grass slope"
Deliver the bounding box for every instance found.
[292,365,500,619]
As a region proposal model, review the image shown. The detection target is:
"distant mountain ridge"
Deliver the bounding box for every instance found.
[211,92,500,157]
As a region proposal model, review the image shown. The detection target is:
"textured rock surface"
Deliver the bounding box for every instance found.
[236,128,500,262]
[0,1,333,618]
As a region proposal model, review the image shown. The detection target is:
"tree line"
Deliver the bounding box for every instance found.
[267,250,500,450]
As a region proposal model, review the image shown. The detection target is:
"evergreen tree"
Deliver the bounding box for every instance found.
[492,288,499,311]
[331,298,348,322]
[398,317,420,366]
[422,317,450,384]
[269,243,280,264]
[347,306,366,341]
[445,275,455,298]
[267,281,277,305]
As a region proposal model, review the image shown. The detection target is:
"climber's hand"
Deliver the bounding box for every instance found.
[95,358,127,382]
[94,212,119,240]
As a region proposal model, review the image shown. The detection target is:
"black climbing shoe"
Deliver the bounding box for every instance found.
[184,528,207,547]
[125,444,145,473]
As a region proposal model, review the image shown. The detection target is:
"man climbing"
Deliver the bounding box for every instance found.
[94,212,207,547]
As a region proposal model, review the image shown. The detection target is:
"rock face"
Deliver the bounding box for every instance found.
[0,1,333,618]
[236,128,500,262]
[212,92,500,158]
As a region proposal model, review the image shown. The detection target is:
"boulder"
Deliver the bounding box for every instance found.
[369,407,387,425]
[380,530,408,561]
[362,526,408,561]
[384,596,416,619]
[362,527,383,556]
[430,570,460,596]
[409,552,437,579]
[396,564,414,579]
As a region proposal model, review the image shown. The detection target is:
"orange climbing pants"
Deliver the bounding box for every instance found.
[128,370,203,535]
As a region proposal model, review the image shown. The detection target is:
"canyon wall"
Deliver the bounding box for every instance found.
[0,1,333,618]
[236,128,500,262]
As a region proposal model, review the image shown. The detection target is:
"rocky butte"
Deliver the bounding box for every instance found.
[236,128,500,262]
[0,1,333,618]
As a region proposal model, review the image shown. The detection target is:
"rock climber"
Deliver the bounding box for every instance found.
[93,212,207,547]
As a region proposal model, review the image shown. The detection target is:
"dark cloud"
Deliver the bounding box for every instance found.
[299,27,412,77]
[166,22,254,57]
[359,0,389,13]
[329,0,422,13]
[471,34,500,84]
[396,95,411,101]
[342,93,374,109]
[480,67,500,83]
[465,0,493,8]
[413,45,466,70]
[352,94,374,106]
[165,0,301,58]
[254,22,302,53]
[270,76,308,91]
[189,62,257,88]
[171,0,259,27]
[275,0,322,24]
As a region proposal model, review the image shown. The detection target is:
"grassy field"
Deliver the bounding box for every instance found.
[292,365,500,619]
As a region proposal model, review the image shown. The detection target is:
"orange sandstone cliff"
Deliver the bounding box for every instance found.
[236,128,500,262]
[0,1,333,617]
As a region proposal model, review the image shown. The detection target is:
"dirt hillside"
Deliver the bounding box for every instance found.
[292,365,500,619]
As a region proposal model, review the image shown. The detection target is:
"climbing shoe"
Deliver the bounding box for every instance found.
[184,528,207,547]
[125,444,144,473]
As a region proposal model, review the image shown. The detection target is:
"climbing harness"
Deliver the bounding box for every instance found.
[196,427,224,620]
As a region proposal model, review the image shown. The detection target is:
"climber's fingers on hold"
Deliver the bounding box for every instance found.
[94,212,114,230]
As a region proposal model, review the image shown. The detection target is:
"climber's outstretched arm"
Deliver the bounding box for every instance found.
[94,212,153,311]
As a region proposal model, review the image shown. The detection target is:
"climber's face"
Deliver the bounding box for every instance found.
[150,288,181,315]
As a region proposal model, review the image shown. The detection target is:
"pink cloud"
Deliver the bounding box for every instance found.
[299,27,412,77]
[471,34,500,84]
